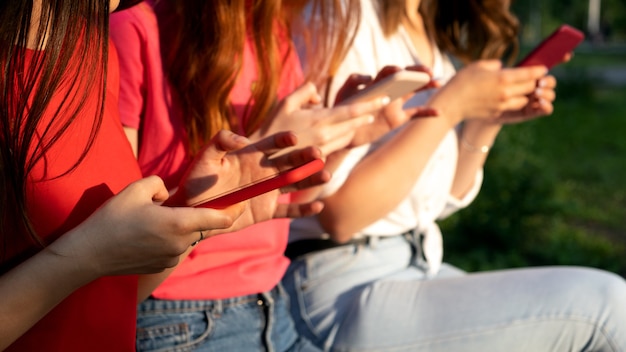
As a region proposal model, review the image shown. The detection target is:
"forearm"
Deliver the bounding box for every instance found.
[0,235,98,349]
[123,126,139,158]
[319,116,452,242]
[137,264,182,302]
[451,120,502,198]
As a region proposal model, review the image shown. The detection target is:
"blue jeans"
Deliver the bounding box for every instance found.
[282,235,626,351]
[136,285,321,352]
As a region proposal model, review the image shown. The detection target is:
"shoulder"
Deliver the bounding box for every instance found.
[110,2,156,37]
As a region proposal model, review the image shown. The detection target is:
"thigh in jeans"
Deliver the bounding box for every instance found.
[136,302,213,352]
[137,290,320,352]
[270,286,322,352]
[332,266,626,352]
[284,239,414,346]
[136,297,266,352]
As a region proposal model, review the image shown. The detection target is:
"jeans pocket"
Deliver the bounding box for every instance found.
[136,310,213,352]
[302,245,361,285]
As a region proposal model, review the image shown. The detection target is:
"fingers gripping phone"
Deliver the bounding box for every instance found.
[338,70,431,105]
[191,158,325,209]
[516,24,584,69]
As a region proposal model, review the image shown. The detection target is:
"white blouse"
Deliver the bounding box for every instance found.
[290,0,483,275]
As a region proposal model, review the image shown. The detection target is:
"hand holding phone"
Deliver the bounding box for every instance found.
[337,70,431,106]
[516,24,584,69]
[191,158,325,209]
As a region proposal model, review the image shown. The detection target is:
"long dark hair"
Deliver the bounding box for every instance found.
[0,1,110,261]
[379,0,519,64]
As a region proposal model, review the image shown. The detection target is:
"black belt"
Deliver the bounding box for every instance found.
[285,234,410,261]
[284,238,368,260]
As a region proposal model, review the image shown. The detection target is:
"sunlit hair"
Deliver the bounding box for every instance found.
[157,0,247,154]
[156,0,360,153]
[286,0,361,99]
[0,0,109,263]
[379,0,519,64]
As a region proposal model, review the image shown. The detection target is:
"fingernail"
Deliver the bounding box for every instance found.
[367,115,375,124]
[538,78,547,88]
[380,96,391,106]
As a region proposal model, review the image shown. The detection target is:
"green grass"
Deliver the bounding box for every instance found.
[440,72,626,277]
[564,50,626,68]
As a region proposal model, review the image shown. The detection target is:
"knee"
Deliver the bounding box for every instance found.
[573,267,626,310]
[595,269,626,308]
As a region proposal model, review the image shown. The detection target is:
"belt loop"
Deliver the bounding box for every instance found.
[404,229,426,269]
[214,299,224,315]
[367,235,379,249]
[403,229,417,246]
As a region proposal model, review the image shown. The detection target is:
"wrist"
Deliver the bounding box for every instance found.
[460,137,492,153]
[460,121,502,154]
[46,229,105,282]
[426,90,464,129]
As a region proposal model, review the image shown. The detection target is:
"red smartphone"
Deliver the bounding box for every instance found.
[337,70,431,105]
[191,158,325,209]
[516,24,584,69]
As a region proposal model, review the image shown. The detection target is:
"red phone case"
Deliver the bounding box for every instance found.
[516,24,584,69]
[192,158,325,209]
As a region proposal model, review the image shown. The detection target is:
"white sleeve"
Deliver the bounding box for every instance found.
[438,169,484,220]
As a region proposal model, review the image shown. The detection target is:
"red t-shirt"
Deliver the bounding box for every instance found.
[5,44,142,351]
[111,3,304,299]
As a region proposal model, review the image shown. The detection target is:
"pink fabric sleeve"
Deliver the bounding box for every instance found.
[110,11,146,129]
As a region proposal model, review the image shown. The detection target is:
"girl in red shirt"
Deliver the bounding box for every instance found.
[0,1,325,350]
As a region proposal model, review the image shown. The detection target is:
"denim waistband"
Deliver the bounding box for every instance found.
[138,285,282,314]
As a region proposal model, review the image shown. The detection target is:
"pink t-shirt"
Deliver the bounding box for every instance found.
[110,2,304,299]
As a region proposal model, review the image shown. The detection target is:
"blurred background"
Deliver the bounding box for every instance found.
[442,0,626,276]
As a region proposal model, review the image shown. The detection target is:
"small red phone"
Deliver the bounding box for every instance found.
[191,158,325,209]
[337,70,431,105]
[516,24,584,69]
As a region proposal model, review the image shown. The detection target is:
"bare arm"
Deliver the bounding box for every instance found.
[0,233,101,350]
[317,62,550,242]
[450,72,558,199]
[319,108,455,242]
[123,127,139,157]
[0,176,243,348]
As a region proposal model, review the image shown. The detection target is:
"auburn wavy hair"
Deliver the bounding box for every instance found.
[379,0,519,64]
[155,0,360,154]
